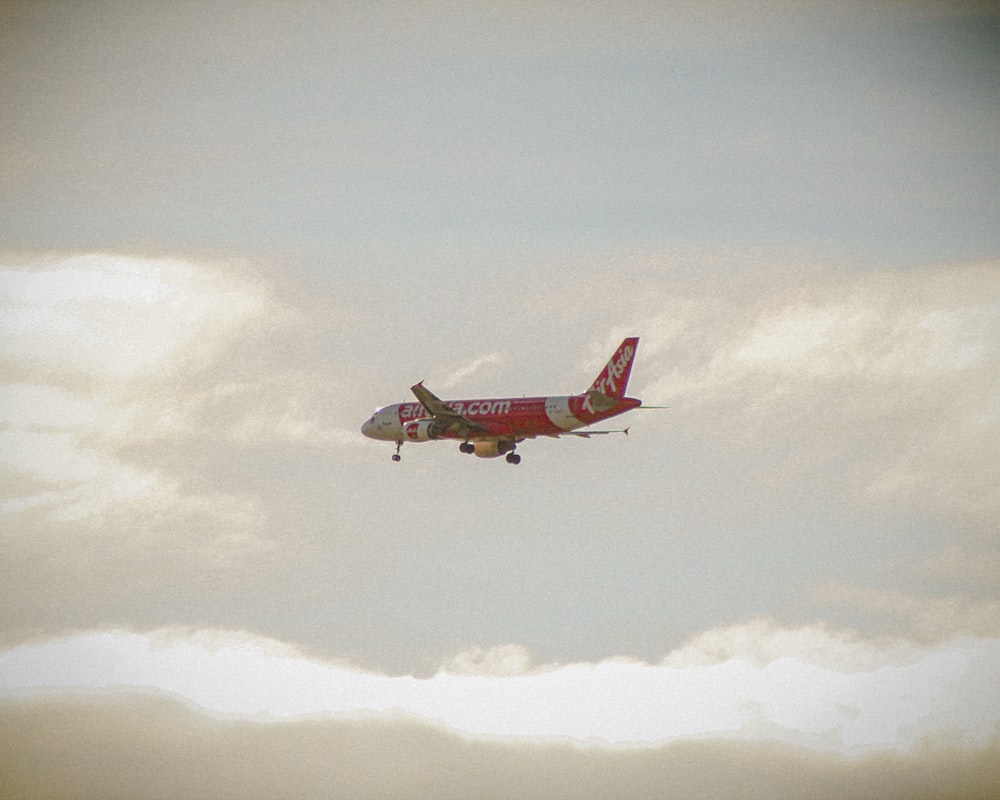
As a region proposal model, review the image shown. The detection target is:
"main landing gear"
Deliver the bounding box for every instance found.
[457,440,522,464]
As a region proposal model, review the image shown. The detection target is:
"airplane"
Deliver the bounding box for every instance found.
[361,337,643,464]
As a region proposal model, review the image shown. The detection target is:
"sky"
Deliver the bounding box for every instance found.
[1,1,999,797]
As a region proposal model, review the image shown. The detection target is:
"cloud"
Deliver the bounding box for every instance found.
[442,643,537,676]
[661,617,909,671]
[2,624,997,756]
[618,258,1000,522]
[0,253,369,526]
[0,254,264,382]
[438,353,505,390]
[0,255,271,524]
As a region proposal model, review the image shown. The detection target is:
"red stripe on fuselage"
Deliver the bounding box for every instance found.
[396,395,639,439]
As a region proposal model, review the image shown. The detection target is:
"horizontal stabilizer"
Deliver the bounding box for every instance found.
[555,427,630,438]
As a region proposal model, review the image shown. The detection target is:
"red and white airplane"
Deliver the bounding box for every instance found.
[361,337,643,463]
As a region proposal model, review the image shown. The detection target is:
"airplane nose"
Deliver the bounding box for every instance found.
[361,419,373,438]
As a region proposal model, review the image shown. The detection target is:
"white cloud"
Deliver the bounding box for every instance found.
[442,644,536,676]
[2,625,997,756]
[733,305,867,372]
[0,254,264,382]
[0,427,172,520]
[631,260,1000,519]
[439,353,504,390]
[661,617,913,671]
[641,263,999,401]
[0,254,270,528]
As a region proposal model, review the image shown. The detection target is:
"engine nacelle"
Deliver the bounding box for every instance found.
[473,440,514,459]
[403,419,445,442]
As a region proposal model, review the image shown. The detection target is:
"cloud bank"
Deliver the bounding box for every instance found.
[2,624,997,757]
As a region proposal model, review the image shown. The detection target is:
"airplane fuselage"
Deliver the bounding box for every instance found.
[362,393,641,443]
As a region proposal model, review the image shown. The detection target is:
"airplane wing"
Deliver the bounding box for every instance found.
[410,382,488,435]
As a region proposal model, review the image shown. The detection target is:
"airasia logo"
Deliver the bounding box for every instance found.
[399,399,512,421]
[596,343,634,394]
[584,343,634,412]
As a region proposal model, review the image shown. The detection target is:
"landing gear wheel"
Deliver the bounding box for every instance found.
[459,442,474,454]
[506,452,521,465]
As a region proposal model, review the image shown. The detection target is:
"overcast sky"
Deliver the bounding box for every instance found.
[2,2,999,797]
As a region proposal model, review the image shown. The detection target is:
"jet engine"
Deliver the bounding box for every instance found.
[403,419,446,442]
[473,440,514,458]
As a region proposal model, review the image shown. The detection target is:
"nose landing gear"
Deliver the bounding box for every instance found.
[392,441,402,462]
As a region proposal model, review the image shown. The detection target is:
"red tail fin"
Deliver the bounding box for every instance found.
[587,337,638,401]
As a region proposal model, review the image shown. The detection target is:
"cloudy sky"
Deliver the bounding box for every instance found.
[2,1,999,797]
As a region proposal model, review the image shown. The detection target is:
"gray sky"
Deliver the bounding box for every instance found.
[2,2,999,797]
